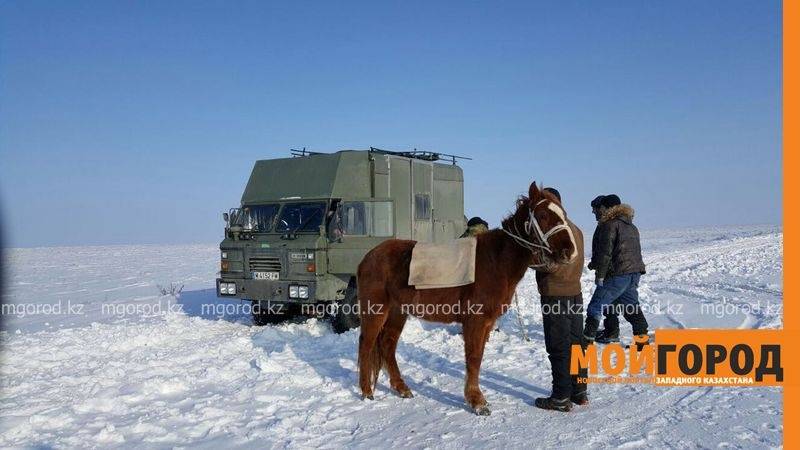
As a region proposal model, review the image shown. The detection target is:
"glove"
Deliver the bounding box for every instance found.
[542,260,559,273]
[588,261,596,270]
[595,278,604,287]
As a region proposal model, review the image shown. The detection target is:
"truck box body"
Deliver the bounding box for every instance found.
[216,150,466,306]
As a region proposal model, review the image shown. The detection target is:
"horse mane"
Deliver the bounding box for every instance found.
[499,196,528,231]
[499,190,561,231]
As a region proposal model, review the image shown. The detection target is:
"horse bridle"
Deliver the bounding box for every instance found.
[502,199,571,266]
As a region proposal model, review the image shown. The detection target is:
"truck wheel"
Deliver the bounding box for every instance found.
[331,282,360,333]
[252,301,291,326]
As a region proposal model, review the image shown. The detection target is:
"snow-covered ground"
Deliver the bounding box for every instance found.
[0,225,783,448]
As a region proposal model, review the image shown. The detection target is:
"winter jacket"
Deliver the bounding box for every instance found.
[460,223,489,238]
[588,204,646,279]
[536,220,584,297]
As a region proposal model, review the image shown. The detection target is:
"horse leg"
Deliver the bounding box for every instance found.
[463,317,495,415]
[358,301,389,400]
[484,319,495,344]
[379,308,412,398]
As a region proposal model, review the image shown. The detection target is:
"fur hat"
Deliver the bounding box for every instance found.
[543,187,561,202]
[601,194,621,208]
[590,195,605,208]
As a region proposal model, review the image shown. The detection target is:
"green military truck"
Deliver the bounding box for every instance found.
[216,148,467,332]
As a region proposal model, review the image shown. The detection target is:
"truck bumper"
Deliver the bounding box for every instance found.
[216,278,318,303]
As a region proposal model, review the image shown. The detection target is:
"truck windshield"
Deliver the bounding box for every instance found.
[275,202,327,233]
[237,204,280,232]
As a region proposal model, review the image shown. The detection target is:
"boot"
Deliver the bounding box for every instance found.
[595,328,620,344]
[603,309,620,334]
[570,390,589,406]
[534,396,572,412]
[583,316,600,342]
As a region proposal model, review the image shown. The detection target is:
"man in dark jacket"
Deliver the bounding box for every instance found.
[533,188,588,412]
[460,217,489,238]
[584,195,649,343]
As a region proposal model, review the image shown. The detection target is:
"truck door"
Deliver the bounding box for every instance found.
[432,166,466,243]
[411,161,434,242]
[388,156,412,239]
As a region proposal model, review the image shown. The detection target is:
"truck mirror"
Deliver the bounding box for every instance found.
[223,212,229,223]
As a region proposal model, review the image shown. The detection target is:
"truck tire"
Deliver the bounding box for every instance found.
[252,301,291,326]
[331,282,360,333]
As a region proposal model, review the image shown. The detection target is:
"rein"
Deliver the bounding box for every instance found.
[501,199,571,268]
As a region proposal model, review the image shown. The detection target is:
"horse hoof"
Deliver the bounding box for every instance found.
[399,390,414,399]
[474,405,491,416]
[362,394,374,401]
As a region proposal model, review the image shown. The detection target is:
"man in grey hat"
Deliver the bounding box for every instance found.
[589,195,620,343]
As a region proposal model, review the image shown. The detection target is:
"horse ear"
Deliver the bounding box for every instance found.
[529,181,541,201]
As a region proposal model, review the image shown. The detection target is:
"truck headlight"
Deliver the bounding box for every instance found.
[289,285,299,298]
[219,282,236,295]
[298,286,309,299]
[221,251,228,259]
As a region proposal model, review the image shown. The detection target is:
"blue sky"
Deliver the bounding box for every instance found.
[0,1,781,247]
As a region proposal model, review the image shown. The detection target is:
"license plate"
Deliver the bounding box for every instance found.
[253,271,279,280]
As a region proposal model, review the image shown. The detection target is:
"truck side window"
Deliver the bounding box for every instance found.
[341,202,367,235]
[414,194,431,220]
[340,201,394,237]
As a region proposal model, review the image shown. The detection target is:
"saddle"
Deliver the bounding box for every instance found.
[408,237,477,289]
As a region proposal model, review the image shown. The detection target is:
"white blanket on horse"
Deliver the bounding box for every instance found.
[408,237,477,289]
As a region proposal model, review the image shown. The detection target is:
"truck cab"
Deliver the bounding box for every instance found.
[216,148,467,331]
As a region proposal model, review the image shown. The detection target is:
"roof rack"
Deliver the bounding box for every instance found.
[290,147,325,157]
[368,147,471,165]
[289,147,472,164]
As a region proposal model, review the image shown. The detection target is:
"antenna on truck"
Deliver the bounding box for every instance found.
[368,147,472,165]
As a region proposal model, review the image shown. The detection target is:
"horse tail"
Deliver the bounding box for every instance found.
[356,254,388,394]
[356,311,387,394]
[369,327,387,390]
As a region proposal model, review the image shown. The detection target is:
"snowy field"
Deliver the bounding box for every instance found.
[0,225,783,448]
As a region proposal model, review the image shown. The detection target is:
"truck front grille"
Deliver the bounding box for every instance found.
[249,256,282,272]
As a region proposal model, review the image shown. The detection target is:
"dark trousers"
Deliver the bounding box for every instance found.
[541,294,587,399]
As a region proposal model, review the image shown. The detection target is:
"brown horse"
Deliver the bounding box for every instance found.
[356,182,577,415]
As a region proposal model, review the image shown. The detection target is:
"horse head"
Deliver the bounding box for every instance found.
[526,182,577,264]
[503,182,577,266]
